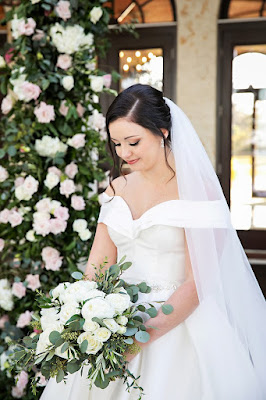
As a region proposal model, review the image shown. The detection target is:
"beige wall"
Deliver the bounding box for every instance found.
[176,0,221,166]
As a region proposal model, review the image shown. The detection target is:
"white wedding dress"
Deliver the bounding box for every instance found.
[40,192,263,400]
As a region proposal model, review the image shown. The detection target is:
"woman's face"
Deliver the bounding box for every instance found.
[109,118,167,171]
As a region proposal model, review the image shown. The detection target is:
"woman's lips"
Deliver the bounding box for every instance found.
[126,159,139,165]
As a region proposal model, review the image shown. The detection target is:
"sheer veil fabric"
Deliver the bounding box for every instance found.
[163,97,266,398]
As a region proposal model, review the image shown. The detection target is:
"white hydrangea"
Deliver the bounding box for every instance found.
[35,135,68,157]
[50,23,93,55]
[0,279,14,311]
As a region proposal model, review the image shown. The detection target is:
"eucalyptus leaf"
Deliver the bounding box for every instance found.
[56,369,64,383]
[80,339,88,353]
[146,307,158,318]
[67,361,80,374]
[124,327,138,336]
[123,337,134,344]
[162,304,174,315]
[49,331,61,345]
[135,330,150,343]
[71,271,83,280]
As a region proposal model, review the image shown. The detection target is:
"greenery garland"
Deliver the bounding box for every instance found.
[0,1,117,398]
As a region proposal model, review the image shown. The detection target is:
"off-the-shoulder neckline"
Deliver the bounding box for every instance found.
[101,192,183,222]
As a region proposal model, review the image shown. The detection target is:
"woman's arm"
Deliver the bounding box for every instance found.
[125,233,199,362]
[84,222,117,280]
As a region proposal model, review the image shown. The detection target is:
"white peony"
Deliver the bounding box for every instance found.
[105,293,131,314]
[93,327,111,342]
[77,332,102,355]
[73,219,88,233]
[82,298,115,320]
[35,135,68,157]
[90,76,104,92]
[83,319,100,332]
[102,318,120,333]
[62,76,74,91]
[50,23,93,55]
[59,281,99,304]
[89,6,103,24]
[44,172,60,190]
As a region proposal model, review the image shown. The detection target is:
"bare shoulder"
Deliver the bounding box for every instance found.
[105,172,138,197]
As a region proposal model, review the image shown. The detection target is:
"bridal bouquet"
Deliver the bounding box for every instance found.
[9,257,173,398]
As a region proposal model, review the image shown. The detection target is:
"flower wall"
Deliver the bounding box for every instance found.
[0,1,115,398]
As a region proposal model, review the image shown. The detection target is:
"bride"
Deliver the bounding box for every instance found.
[40,84,266,400]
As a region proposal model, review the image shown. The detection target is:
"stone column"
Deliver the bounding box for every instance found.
[176,0,221,166]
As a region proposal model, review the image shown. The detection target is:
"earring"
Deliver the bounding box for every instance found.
[161,138,164,148]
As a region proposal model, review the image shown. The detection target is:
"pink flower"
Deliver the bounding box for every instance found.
[4,48,14,64]
[16,310,33,328]
[60,179,76,198]
[1,95,13,115]
[71,195,85,210]
[50,218,67,234]
[12,282,26,299]
[103,74,112,88]
[0,238,5,251]
[0,209,10,224]
[55,1,71,21]
[54,206,69,220]
[16,370,29,391]
[11,386,24,398]
[48,166,62,177]
[67,133,86,149]
[35,198,52,212]
[35,371,47,387]
[57,54,72,70]
[34,102,55,123]
[34,328,42,334]
[33,216,51,237]
[8,209,23,227]
[65,162,78,179]
[41,246,63,271]
[21,82,41,102]
[59,100,69,116]
[26,274,41,291]
[32,29,45,41]
[18,18,36,36]
[0,314,9,329]
[76,103,85,117]
[15,177,25,187]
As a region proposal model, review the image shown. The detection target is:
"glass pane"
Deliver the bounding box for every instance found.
[228,1,266,19]
[119,48,163,92]
[231,46,266,230]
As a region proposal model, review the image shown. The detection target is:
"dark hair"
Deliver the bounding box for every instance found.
[105,84,174,194]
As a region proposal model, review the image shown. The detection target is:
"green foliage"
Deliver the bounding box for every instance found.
[0,1,118,398]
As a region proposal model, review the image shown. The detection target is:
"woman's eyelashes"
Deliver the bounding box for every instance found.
[113,141,140,147]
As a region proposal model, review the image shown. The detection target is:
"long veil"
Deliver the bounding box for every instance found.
[163,97,266,398]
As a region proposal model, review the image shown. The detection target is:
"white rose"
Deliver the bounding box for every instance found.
[90,76,104,92]
[77,332,102,355]
[73,219,87,232]
[52,282,70,300]
[90,7,103,24]
[44,172,60,190]
[35,135,67,158]
[83,319,99,332]
[105,293,131,315]
[59,302,80,325]
[116,316,128,326]
[36,324,63,355]
[0,56,6,68]
[26,230,37,242]
[102,318,120,333]
[0,166,8,182]
[62,76,74,91]
[40,313,61,331]
[1,95,13,115]
[94,327,111,342]
[82,298,115,320]
[79,229,92,241]
[117,325,127,334]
